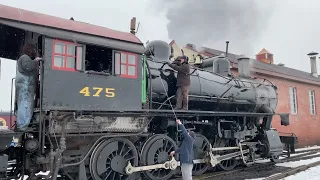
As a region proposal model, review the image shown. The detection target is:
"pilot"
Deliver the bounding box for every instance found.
[15,44,40,131]
[166,55,190,110]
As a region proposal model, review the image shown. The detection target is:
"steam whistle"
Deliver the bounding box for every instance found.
[130,17,136,35]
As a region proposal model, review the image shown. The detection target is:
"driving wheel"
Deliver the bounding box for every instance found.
[141,134,178,180]
[89,137,139,180]
[216,140,238,171]
[192,134,210,176]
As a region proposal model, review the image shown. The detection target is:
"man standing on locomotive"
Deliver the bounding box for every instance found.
[166,56,190,110]
[15,44,40,131]
[170,119,195,180]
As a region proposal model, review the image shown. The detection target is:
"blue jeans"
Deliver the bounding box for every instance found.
[15,70,36,131]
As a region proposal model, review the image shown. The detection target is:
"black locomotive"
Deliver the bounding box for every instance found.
[0,5,290,180]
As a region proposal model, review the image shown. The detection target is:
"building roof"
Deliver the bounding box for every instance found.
[256,48,272,55]
[0,4,142,44]
[202,46,320,84]
[202,47,240,63]
[169,40,320,85]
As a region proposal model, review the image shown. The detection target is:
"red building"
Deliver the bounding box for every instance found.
[174,42,320,147]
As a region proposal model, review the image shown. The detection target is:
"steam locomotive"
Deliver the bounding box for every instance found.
[0,6,290,180]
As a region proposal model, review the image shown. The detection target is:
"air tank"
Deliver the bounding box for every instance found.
[144,40,278,113]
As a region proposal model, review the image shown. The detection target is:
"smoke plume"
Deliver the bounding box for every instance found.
[152,0,276,56]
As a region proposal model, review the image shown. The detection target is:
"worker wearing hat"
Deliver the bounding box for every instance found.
[166,55,190,110]
[170,119,195,180]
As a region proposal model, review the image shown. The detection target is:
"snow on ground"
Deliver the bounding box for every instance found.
[295,145,320,152]
[247,156,320,180]
[276,156,320,168]
[284,165,320,180]
[253,151,315,164]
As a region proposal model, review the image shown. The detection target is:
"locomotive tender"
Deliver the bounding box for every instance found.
[0,4,290,180]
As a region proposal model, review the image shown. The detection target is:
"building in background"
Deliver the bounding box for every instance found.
[170,40,320,147]
[0,58,2,80]
[0,58,16,111]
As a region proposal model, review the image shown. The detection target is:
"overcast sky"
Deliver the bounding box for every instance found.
[0,0,319,110]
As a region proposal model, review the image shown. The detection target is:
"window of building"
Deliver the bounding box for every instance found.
[309,90,316,115]
[289,87,297,114]
[52,39,83,71]
[114,51,138,78]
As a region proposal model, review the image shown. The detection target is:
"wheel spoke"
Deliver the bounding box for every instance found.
[102,169,112,180]
[163,139,168,151]
[122,148,131,157]
[119,143,125,155]
[167,144,174,153]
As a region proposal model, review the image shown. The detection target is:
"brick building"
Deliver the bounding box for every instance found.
[170,40,320,147]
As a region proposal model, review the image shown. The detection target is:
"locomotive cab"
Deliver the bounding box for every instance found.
[1,27,145,113]
[0,12,147,138]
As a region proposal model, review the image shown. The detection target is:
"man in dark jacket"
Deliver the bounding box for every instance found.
[170,119,195,180]
[15,44,40,131]
[166,56,190,110]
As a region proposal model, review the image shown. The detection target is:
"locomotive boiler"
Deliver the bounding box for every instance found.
[145,40,278,118]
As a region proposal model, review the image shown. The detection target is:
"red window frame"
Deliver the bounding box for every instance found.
[115,51,138,78]
[52,39,78,72]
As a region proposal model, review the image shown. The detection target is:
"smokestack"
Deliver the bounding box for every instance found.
[130,17,136,35]
[225,41,229,57]
[237,56,251,78]
[307,51,318,77]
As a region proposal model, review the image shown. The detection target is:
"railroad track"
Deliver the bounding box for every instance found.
[7,148,320,180]
[171,148,320,180]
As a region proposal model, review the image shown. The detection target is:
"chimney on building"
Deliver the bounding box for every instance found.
[307,51,318,77]
[130,17,136,35]
[256,48,274,64]
[186,43,196,51]
[237,56,251,78]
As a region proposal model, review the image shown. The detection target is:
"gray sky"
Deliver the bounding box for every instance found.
[0,0,319,110]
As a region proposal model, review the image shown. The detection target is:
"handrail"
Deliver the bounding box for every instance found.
[9,77,15,129]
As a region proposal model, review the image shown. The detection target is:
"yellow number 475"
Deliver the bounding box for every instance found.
[79,87,115,97]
